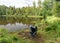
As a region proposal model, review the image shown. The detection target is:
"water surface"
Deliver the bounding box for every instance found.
[0,16,40,32]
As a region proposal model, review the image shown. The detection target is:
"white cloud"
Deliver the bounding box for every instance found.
[0,0,44,8]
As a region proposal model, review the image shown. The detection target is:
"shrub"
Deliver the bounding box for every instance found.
[45,21,59,32]
[0,28,12,43]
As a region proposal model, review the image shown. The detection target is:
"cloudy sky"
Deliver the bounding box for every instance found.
[0,0,44,8]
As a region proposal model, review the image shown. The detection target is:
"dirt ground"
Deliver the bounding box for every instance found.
[17,30,46,43]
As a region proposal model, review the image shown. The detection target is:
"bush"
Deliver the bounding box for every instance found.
[0,28,9,37]
[0,28,12,43]
[0,38,12,43]
[0,28,35,43]
[45,24,57,32]
[45,21,59,32]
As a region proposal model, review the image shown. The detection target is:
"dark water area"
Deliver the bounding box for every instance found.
[0,16,41,32]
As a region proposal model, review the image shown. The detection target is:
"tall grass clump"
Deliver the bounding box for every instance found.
[0,28,35,43]
[0,28,12,43]
[44,19,60,41]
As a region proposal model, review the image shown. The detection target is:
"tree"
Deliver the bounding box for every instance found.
[56,1,60,17]
[33,1,36,16]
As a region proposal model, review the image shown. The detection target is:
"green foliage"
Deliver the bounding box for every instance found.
[0,28,35,43]
[56,2,60,17]
[45,18,60,32]
[0,0,60,43]
[0,28,12,43]
[0,0,59,18]
[0,28,9,37]
[45,22,58,31]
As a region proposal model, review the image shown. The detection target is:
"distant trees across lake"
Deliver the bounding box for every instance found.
[0,0,60,17]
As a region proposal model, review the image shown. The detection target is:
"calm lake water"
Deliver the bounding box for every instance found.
[0,23,28,32]
[0,16,41,32]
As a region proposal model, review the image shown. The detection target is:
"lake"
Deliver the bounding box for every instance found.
[0,16,41,32]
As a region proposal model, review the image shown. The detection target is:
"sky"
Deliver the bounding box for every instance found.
[0,0,44,8]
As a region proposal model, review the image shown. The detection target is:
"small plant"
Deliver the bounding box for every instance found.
[13,37,18,41]
[0,28,12,43]
[0,38,12,43]
[45,21,59,32]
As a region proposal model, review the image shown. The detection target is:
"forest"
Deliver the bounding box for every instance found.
[0,0,60,17]
[0,0,60,43]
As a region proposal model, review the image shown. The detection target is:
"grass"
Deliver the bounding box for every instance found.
[0,16,60,43]
[0,28,35,43]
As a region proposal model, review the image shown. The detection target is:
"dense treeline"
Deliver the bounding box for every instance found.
[0,0,60,17]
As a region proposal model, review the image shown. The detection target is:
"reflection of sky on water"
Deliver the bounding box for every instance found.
[0,23,28,32]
